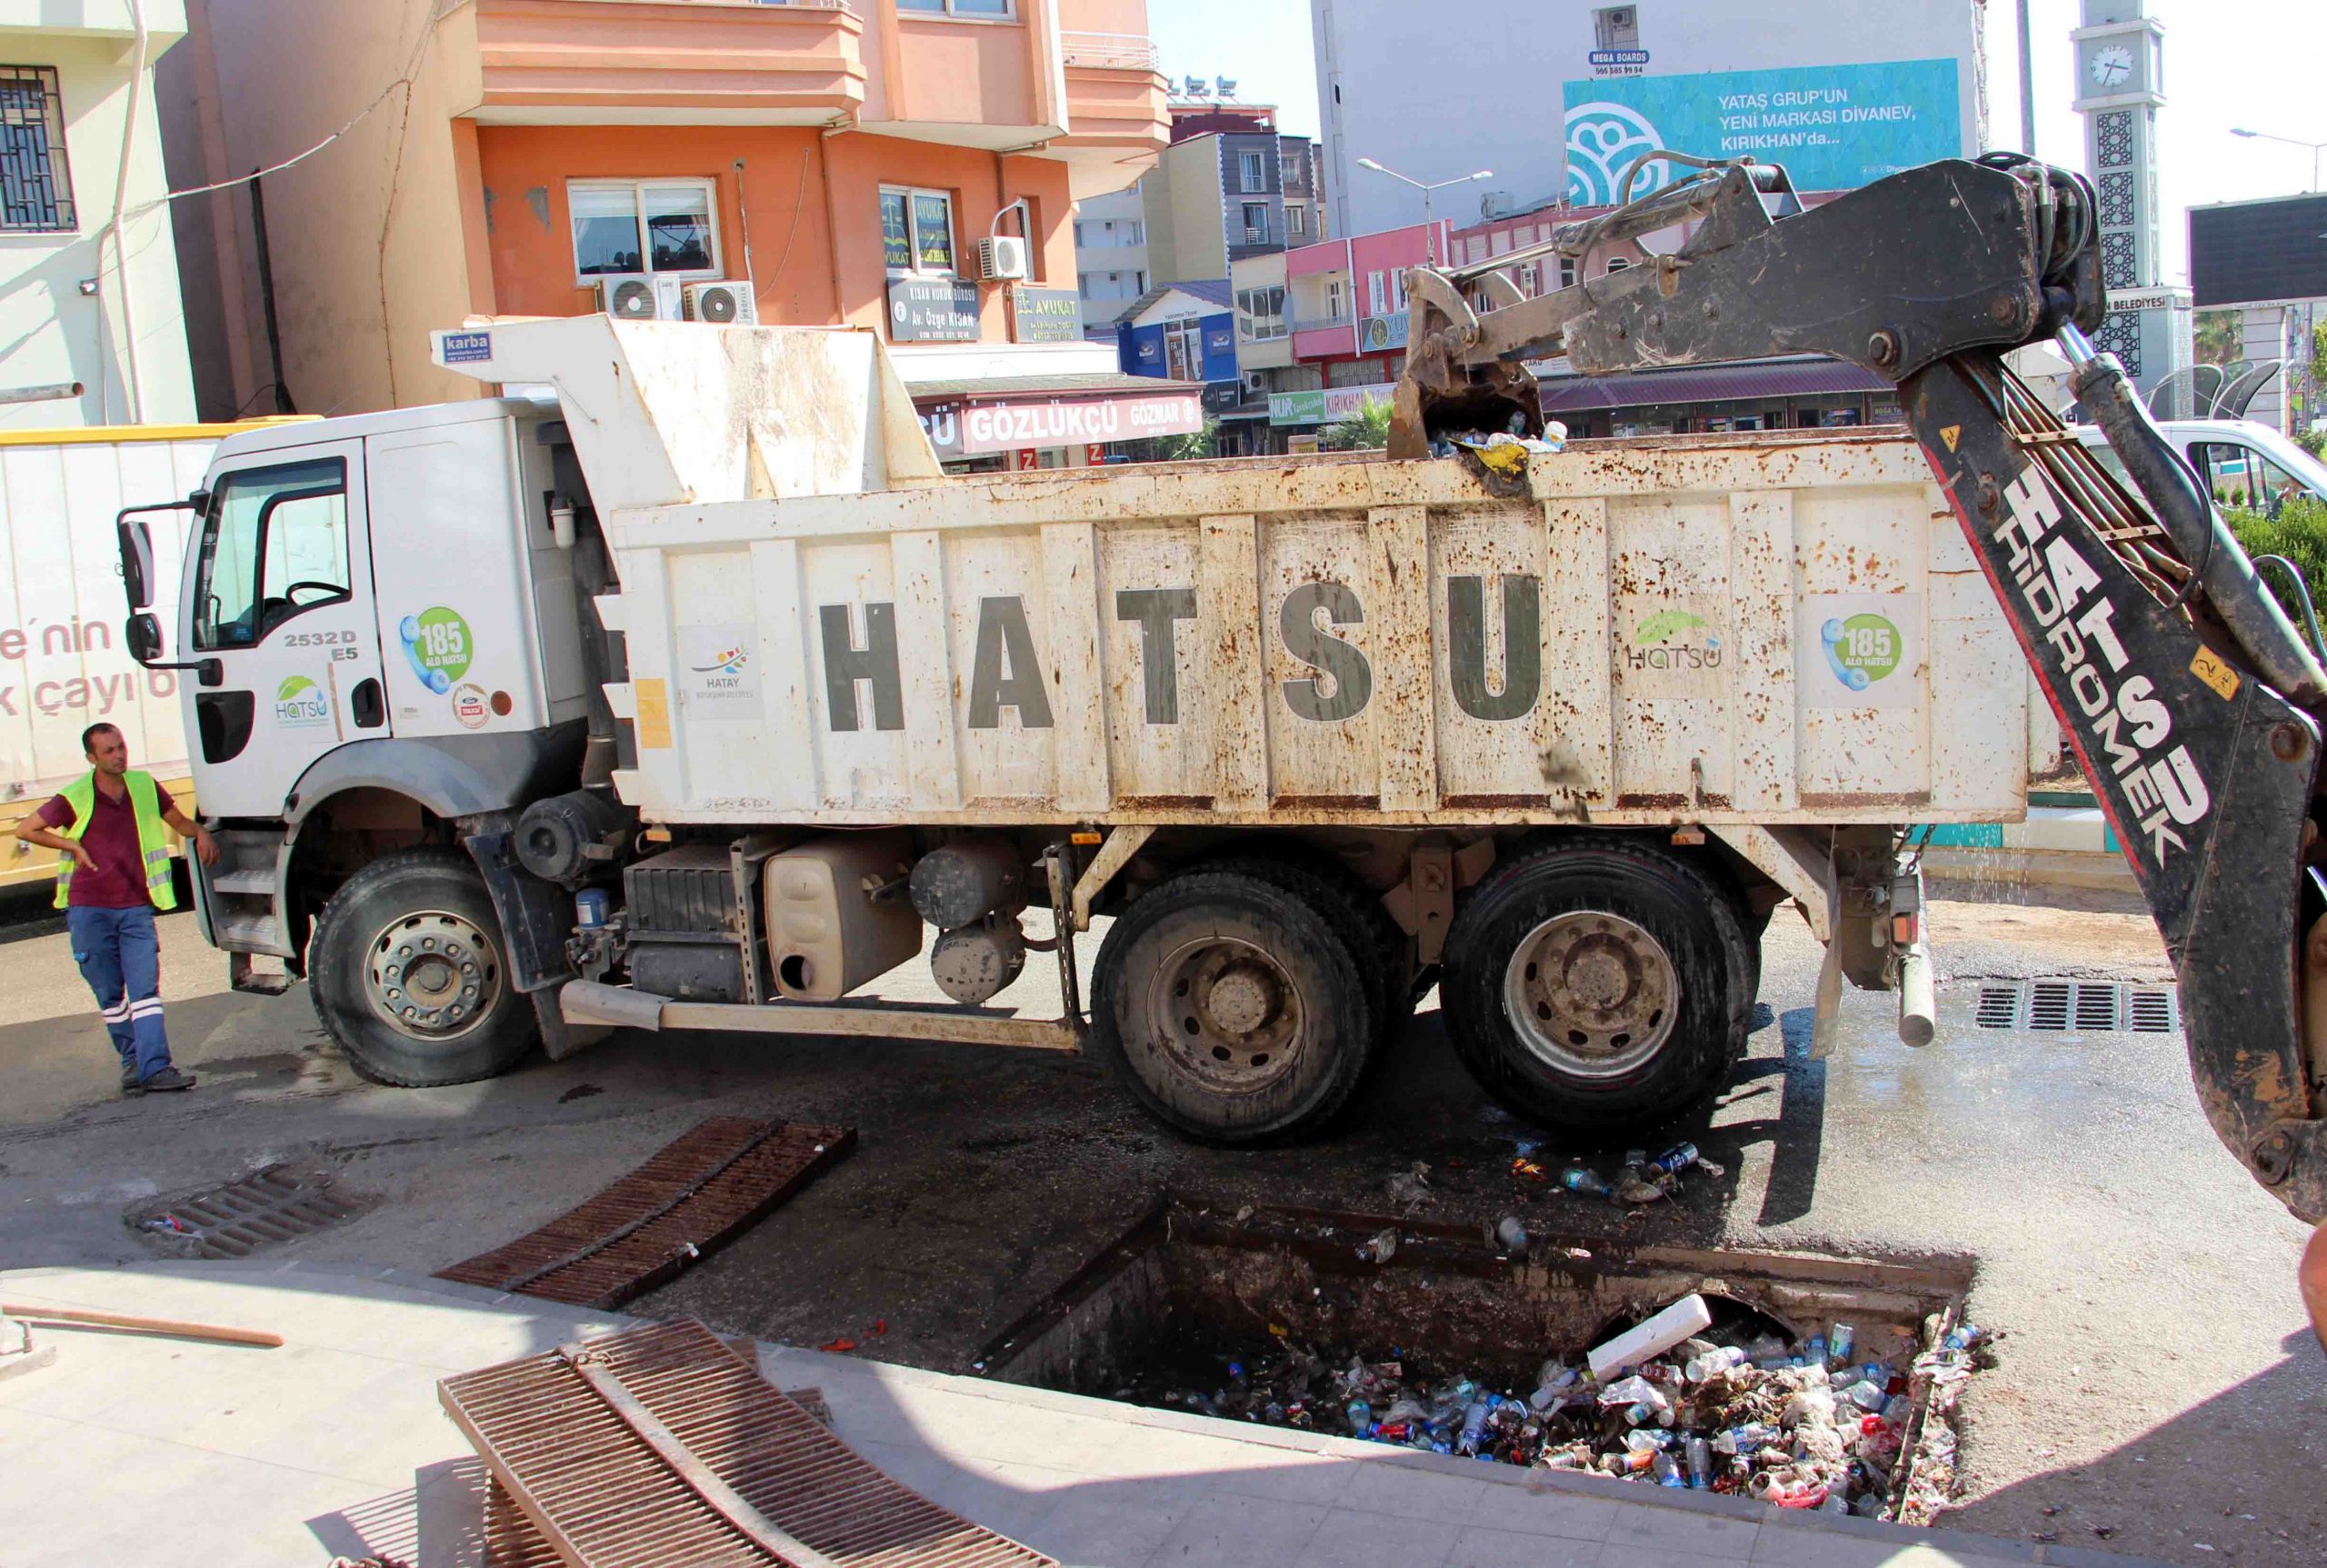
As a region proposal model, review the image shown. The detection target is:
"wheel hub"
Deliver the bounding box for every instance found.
[1503,910,1679,1079]
[1147,936,1303,1093]
[365,910,502,1041]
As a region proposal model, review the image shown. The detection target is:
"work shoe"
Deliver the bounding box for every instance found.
[138,1067,196,1094]
[119,1064,143,1097]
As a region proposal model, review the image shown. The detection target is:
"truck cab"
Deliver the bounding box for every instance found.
[120,396,599,1024]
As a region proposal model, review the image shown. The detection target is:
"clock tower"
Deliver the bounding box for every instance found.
[2071,0,2192,408]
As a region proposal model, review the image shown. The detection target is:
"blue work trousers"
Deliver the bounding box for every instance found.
[67,904,171,1083]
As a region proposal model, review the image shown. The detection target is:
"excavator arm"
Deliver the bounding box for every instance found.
[1393,154,2327,1223]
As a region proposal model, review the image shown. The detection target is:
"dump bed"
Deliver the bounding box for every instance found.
[438,318,2051,829]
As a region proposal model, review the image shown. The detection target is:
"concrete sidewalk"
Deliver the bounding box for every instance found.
[0,1262,2169,1568]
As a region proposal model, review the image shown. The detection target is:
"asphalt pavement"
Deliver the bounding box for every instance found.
[0,884,2317,1565]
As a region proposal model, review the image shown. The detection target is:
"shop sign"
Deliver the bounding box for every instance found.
[887,275,980,342]
[1359,313,1408,352]
[1012,285,1084,344]
[924,392,1203,457]
[1267,382,1398,426]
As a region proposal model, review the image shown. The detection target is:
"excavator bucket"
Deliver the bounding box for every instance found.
[1391,152,2327,1221]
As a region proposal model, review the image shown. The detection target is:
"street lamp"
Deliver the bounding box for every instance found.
[1354,158,1493,260]
[2230,127,2326,192]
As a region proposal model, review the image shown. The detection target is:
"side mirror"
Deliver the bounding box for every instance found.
[117,517,155,610]
[125,611,164,664]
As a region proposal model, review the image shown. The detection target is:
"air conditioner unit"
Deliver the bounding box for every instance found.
[596,274,661,320]
[975,235,1030,282]
[683,280,758,325]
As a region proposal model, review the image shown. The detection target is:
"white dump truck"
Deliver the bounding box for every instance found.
[113,156,2327,1223]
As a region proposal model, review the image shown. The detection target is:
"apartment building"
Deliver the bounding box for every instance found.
[165,0,1180,467]
[1144,125,1321,286]
[1072,182,1146,330]
[0,0,195,427]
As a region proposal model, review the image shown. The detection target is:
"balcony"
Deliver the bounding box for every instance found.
[467,0,866,124]
[1059,31,1157,70]
[1054,25,1169,198]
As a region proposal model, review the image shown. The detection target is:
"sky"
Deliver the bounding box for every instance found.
[1145,0,2324,286]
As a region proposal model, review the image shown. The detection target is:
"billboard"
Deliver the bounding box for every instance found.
[1561,59,1961,205]
[2189,195,2327,308]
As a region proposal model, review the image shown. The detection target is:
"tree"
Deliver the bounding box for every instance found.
[2194,309,2243,367]
[1319,394,1393,451]
[1150,416,1217,463]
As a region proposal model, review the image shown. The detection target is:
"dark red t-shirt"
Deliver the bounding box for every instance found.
[35,777,176,909]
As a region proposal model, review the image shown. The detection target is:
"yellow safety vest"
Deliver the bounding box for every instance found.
[53,770,177,912]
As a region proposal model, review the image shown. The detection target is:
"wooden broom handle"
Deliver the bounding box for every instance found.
[2,1302,283,1348]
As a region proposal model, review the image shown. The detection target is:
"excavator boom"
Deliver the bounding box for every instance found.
[1394,154,2327,1221]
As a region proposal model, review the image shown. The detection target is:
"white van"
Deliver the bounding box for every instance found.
[2073,416,2327,516]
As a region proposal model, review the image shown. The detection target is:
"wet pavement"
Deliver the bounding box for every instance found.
[0,888,2318,1564]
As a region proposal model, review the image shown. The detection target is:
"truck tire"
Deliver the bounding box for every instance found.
[1091,866,1376,1144]
[308,847,539,1087]
[1439,840,1752,1135]
[1198,852,1413,1052]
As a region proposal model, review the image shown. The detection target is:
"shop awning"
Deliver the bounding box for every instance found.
[1533,356,1890,414]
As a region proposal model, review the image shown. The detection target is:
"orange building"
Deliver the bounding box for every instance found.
[164,0,1178,465]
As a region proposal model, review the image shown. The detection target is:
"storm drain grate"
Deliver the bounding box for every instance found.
[443,1317,1055,1568]
[434,1117,854,1310]
[131,1166,367,1259]
[1972,979,2180,1034]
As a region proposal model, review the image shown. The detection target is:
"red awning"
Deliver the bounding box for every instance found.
[1536,357,1891,413]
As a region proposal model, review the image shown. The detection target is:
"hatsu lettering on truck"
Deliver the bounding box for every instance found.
[0,617,175,716]
[810,576,1546,733]
[1992,464,2208,865]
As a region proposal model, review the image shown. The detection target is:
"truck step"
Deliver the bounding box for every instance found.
[229,952,294,997]
[208,869,276,896]
[214,914,284,952]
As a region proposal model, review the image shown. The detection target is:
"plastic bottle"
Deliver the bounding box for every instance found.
[1647,1142,1699,1174]
[1458,1400,1491,1454]
[1942,1323,1982,1353]
[1686,1435,1713,1489]
[1345,1400,1371,1433]
[1843,1381,1888,1413]
[1828,1323,1856,1364]
[1653,1453,1685,1488]
[1560,1166,1612,1196]
[1623,1427,1673,1453]
[1494,1215,1529,1253]
[1805,1334,1828,1367]
[1713,1422,1776,1455]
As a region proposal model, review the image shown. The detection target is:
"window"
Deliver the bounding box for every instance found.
[1074,221,1088,246]
[1560,257,1578,288]
[1594,5,1640,48]
[191,459,351,651]
[1236,285,1286,341]
[2195,442,2312,516]
[1605,256,1631,275]
[1240,150,1266,193]
[569,180,717,278]
[1518,262,1540,296]
[1367,271,1385,315]
[0,66,74,232]
[1241,202,1269,245]
[1325,277,1345,321]
[881,186,955,275]
[897,0,1014,15]
[1391,270,1406,311]
[1287,205,1306,237]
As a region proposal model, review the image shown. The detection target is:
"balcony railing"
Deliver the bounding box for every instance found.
[1061,31,1161,70]
[1290,314,1353,335]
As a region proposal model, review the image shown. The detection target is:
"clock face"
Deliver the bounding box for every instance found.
[2091,44,2134,88]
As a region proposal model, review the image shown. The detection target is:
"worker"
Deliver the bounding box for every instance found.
[15,723,217,1095]
[2306,1222,2327,1357]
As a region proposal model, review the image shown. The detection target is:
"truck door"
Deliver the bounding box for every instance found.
[182,442,386,817]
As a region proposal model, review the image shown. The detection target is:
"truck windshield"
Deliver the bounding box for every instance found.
[191,457,349,649]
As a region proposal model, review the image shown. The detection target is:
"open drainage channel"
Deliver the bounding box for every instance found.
[977,1195,1982,1524]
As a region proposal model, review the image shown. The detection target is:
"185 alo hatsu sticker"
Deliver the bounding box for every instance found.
[399,606,472,693]
[1801,594,1922,707]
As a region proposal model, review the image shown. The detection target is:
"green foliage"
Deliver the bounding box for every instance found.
[2225,497,2327,642]
[1151,416,1217,463]
[2298,428,2327,463]
[2194,309,2242,366]
[1319,394,1393,451]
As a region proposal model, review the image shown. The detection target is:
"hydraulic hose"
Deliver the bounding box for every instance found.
[2061,325,2327,707]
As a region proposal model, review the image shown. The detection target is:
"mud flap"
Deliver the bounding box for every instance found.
[1906,357,2326,1221]
[463,814,598,1063]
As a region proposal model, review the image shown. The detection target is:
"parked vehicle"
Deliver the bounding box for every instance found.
[2072,416,2327,514]
[112,155,2327,1226]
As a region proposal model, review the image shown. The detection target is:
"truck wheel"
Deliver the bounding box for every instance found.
[1200,853,1413,1051]
[1440,841,1750,1135]
[1091,866,1376,1144]
[308,847,538,1087]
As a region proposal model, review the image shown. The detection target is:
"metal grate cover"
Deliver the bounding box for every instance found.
[442,1317,1055,1568]
[1972,979,2180,1034]
[435,1117,852,1310]
[130,1165,368,1259]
